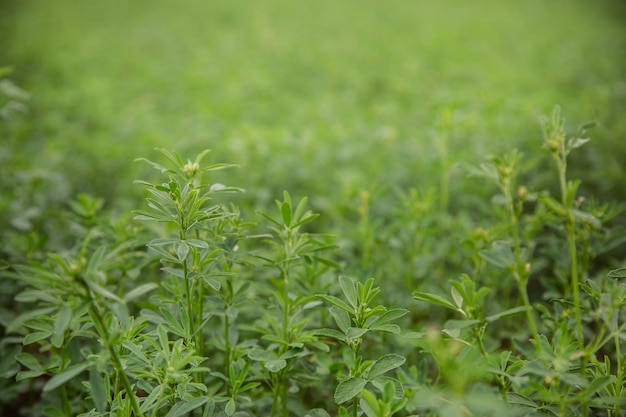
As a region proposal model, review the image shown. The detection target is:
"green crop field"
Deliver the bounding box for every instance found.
[2,1,626,416]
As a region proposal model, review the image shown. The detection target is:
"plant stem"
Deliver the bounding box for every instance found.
[60,385,71,416]
[566,220,583,344]
[224,314,231,364]
[474,326,488,358]
[503,183,540,344]
[351,341,362,417]
[614,331,623,416]
[89,304,143,417]
[282,381,288,417]
[270,374,279,417]
[555,155,583,345]
[183,260,196,346]
[519,282,539,343]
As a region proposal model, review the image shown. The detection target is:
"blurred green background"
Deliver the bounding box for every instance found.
[2,0,625,249]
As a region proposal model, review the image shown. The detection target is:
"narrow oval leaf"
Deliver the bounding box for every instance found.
[43,363,89,392]
[247,349,275,362]
[52,304,72,348]
[369,323,401,334]
[334,377,367,404]
[486,305,527,322]
[413,291,457,311]
[450,286,464,309]
[329,306,352,333]
[366,354,405,380]
[369,308,408,327]
[317,294,353,314]
[346,327,369,339]
[23,331,52,346]
[314,328,346,342]
[265,359,287,373]
[608,267,626,279]
[164,397,210,417]
[507,392,538,408]
[369,376,404,400]
[177,241,190,262]
[479,241,515,269]
[339,276,358,308]
[305,409,332,417]
[89,365,107,412]
[86,281,124,304]
[225,398,235,416]
[123,283,159,302]
[281,201,292,227]
[15,353,42,371]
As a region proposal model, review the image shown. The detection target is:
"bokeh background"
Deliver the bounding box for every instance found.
[2,0,626,261]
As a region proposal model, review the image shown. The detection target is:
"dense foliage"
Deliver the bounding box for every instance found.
[1,1,626,416]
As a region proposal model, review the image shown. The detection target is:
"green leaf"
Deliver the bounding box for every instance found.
[574,375,616,402]
[568,137,590,150]
[85,281,124,304]
[369,323,401,334]
[292,213,319,228]
[159,308,186,339]
[16,369,45,381]
[23,331,52,346]
[122,341,151,366]
[369,377,404,400]
[314,328,346,342]
[52,304,72,348]
[281,201,292,227]
[450,286,464,308]
[123,283,159,302]
[247,349,275,362]
[202,400,216,417]
[413,291,457,311]
[15,353,42,371]
[507,392,538,408]
[572,209,601,228]
[486,305,526,322]
[329,305,351,333]
[177,241,190,262]
[224,398,235,416]
[261,333,288,346]
[366,354,406,380]
[43,362,89,392]
[305,409,332,417]
[382,380,395,403]
[339,276,358,308]
[317,294,353,314]
[265,359,287,373]
[360,389,380,417]
[89,365,108,412]
[334,377,367,404]
[608,267,626,279]
[479,241,515,269]
[539,194,567,217]
[164,397,210,417]
[346,327,369,339]
[444,319,480,330]
[369,309,408,327]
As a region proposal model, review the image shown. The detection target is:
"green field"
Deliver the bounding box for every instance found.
[2,1,626,416]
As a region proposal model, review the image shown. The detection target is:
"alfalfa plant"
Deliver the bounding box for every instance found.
[5,193,151,417]
[134,148,242,359]
[460,149,541,344]
[539,105,598,345]
[247,191,338,417]
[316,276,408,417]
